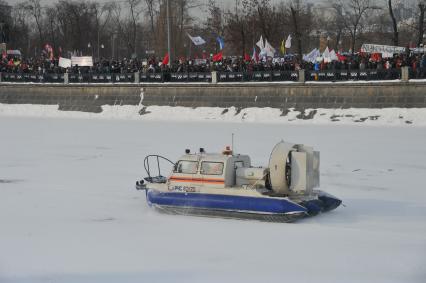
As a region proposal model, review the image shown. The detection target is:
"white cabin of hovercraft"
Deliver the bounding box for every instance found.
[170,147,252,189]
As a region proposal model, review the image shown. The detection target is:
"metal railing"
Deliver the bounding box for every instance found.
[0,67,422,84]
[306,69,401,81]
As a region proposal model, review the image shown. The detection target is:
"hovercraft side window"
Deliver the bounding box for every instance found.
[176,161,199,174]
[201,162,224,175]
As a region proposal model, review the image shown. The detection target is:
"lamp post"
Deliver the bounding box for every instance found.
[166,0,171,66]
[111,33,116,60]
[100,44,104,59]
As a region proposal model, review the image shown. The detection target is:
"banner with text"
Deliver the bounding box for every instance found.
[71,56,93,67]
[361,44,406,54]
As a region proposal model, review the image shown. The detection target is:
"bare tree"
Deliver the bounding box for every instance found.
[204,0,224,53]
[242,0,275,40]
[127,0,144,56]
[92,2,114,60]
[145,0,160,49]
[25,0,43,45]
[45,7,57,48]
[225,0,248,56]
[333,0,378,54]
[388,0,398,46]
[290,4,303,59]
[418,1,426,46]
[11,3,30,53]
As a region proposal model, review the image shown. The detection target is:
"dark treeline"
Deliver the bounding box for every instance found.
[1,0,425,60]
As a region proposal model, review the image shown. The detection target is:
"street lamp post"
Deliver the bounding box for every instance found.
[111,34,116,60]
[166,0,171,66]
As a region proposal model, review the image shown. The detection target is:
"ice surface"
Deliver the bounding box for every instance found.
[0,117,425,283]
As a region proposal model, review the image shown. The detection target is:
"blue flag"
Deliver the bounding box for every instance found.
[216,36,225,50]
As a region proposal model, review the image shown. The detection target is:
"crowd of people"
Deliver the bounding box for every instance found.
[1,51,426,79]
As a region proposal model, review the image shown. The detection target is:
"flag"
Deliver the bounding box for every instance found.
[303,48,320,63]
[285,35,292,49]
[322,47,331,62]
[280,39,285,55]
[256,35,264,50]
[329,49,338,61]
[370,53,381,62]
[336,52,346,62]
[162,53,169,65]
[244,53,251,62]
[212,51,223,62]
[264,39,276,57]
[216,36,225,50]
[188,34,206,46]
[44,43,54,60]
[252,47,259,62]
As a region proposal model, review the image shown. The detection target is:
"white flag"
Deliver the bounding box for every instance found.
[264,39,276,57]
[322,47,331,63]
[329,49,338,61]
[188,34,206,46]
[285,35,292,49]
[256,35,265,50]
[303,48,320,63]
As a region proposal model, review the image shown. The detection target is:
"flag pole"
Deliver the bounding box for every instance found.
[166,0,171,67]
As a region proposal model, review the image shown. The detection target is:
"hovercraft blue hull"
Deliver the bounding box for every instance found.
[146,189,310,222]
[145,189,341,222]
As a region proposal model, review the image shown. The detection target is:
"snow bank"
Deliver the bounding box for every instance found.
[1,103,426,126]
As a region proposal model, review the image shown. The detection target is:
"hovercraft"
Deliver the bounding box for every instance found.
[135,141,341,223]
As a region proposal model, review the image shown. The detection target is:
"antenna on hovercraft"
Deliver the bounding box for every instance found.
[232,133,235,155]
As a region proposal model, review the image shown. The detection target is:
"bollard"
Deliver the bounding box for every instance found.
[64,72,69,84]
[135,71,140,84]
[298,69,305,83]
[401,66,409,82]
[211,71,217,84]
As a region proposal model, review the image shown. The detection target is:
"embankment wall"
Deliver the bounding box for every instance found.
[0,82,425,114]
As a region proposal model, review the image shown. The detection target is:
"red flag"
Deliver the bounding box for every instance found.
[212,51,223,62]
[244,53,251,62]
[162,53,169,65]
[336,52,346,62]
[370,53,381,62]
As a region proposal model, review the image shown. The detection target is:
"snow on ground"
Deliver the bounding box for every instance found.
[0,116,426,283]
[1,103,426,126]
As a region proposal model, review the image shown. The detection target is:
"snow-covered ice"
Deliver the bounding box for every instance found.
[1,116,425,283]
[1,103,426,126]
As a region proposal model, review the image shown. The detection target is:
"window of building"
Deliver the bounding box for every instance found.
[201,162,224,175]
[176,160,198,174]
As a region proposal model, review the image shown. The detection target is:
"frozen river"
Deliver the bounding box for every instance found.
[1,116,425,283]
